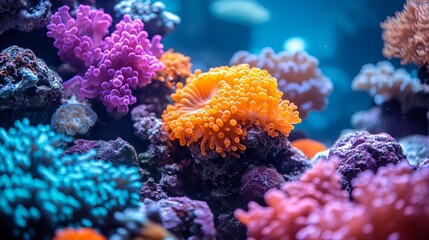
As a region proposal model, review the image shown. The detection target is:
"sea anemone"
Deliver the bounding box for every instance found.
[381,0,429,69]
[230,48,332,119]
[162,64,301,158]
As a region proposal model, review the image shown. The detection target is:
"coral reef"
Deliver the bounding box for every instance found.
[290,138,327,159]
[114,0,181,37]
[381,0,429,70]
[0,119,141,239]
[236,159,429,240]
[230,48,332,119]
[51,102,97,136]
[0,45,62,127]
[162,64,301,158]
[351,61,429,138]
[328,131,406,193]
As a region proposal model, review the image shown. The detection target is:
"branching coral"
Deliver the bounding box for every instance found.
[47,5,112,70]
[236,159,429,240]
[230,48,332,119]
[352,61,424,112]
[381,0,429,69]
[0,118,141,239]
[48,5,164,113]
[162,64,301,158]
[154,49,192,88]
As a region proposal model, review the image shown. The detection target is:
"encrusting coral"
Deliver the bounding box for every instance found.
[236,159,429,240]
[162,64,301,158]
[230,48,332,119]
[51,101,97,136]
[381,0,429,70]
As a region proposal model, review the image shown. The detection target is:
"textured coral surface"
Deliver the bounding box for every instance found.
[162,64,301,157]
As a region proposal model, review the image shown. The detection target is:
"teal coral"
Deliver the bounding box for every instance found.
[0,118,141,239]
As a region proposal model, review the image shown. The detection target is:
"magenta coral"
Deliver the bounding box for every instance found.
[48,5,164,113]
[236,159,429,239]
[47,5,112,70]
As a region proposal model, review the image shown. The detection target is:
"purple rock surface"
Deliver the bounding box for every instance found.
[329,131,406,193]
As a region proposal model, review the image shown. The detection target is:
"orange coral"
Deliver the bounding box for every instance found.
[53,228,105,240]
[136,221,175,240]
[162,64,301,158]
[291,138,327,159]
[381,0,429,69]
[154,49,192,88]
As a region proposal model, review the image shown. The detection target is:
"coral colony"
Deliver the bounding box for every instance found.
[0,0,429,239]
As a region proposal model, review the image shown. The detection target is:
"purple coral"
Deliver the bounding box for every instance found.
[47,5,111,70]
[144,197,217,239]
[328,131,406,193]
[48,5,164,113]
[240,166,284,204]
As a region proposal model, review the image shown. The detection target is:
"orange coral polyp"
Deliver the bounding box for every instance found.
[162,64,301,157]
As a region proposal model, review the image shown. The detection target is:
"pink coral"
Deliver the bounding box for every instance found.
[236,159,429,239]
[79,15,164,113]
[230,48,332,119]
[49,6,164,113]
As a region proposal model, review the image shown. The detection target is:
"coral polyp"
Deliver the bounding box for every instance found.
[162,64,301,158]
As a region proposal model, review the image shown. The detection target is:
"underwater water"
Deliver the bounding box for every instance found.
[0,0,429,239]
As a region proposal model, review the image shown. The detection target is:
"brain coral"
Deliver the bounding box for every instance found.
[230,48,332,119]
[381,0,429,69]
[162,64,301,158]
[51,102,97,136]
